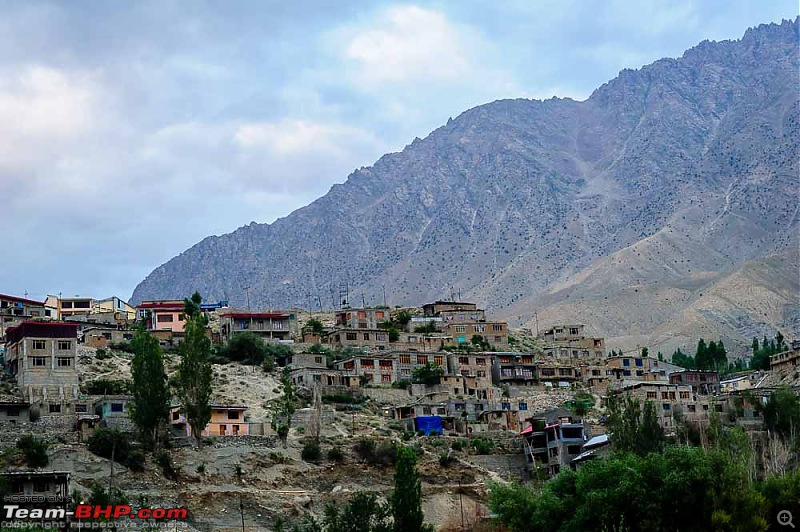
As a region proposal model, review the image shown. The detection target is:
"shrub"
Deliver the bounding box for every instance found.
[85,379,129,395]
[125,450,145,472]
[450,439,467,451]
[370,442,398,466]
[196,463,205,474]
[301,441,322,462]
[355,438,376,460]
[87,428,130,464]
[471,438,494,455]
[323,393,365,404]
[95,350,112,360]
[108,341,134,353]
[17,435,48,468]
[327,446,344,462]
[268,451,285,463]
[439,452,456,467]
[154,451,178,480]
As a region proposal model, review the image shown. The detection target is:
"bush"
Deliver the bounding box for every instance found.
[439,452,456,467]
[471,438,494,455]
[85,379,129,395]
[108,341,134,353]
[327,446,344,462]
[392,380,412,390]
[154,450,178,480]
[355,438,376,460]
[125,450,145,472]
[370,442,398,466]
[301,441,322,462]
[323,393,365,405]
[87,428,130,464]
[196,463,205,474]
[268,451,285,463]
[17,435,48,468]
[450,439,467,451]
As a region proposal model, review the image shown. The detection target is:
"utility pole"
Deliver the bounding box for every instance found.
[243,287,251,310]
[458,478,465,530]
[239,494,245,532]
[534,311,540,337]
[382,285,387,307]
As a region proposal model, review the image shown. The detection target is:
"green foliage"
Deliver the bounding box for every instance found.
[87,428,130,464]
[129,327,171,447]
[176,292,213,445]
[108,341,135,353]
[606,394,664,456]
[88,482,128,507]
[450,439,467,451]
[391,380,411,390]
[355,438,376,460]
[154,450,178,480]
[438,451,455,467]
[470,334,491,350]
[470,438,494,455]
[751,333,787,370]
[16,435,48,468]
[321,491,393,532]
[570,392,596,416]
[395,310,412,326]
[327,446,344,462]
[757,470,800,528]
[302,441,322,462]
[306,319,324,335]
[391,446,433,532]
[322,393,365,404]
[489,446,769,532]
[269,368,297,447]
[413,321,438,334]
[411,362,444,385]
[762,387,800,439]
[126,450,146,472]
[85,378,129,395]
[217,331,269,364]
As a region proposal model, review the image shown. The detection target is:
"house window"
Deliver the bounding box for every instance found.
[172,411,180,421]
[679,392,690,399]
[519,402,528,411]
[417,355,428,365]
[422,407,432,415]
[492,324,503,332]
[363,333,370,340]
[57,340,71,350]
[399,354,411,364]
[646,392,657,399]
[715,404,723,412]
[346,332,358,341]
[49,404,62,413]
[501,402,511,410]
[567,445,581,454]
[32,357,46,367]
[477,370,486,378]
[32,340,46,350]
[228,410,240,420]
[662,403,671,411]
[232,425,240,435]
[360,359,374,368]
[687,404,696,412]
[669,392,676,400]
[569,328,579,335]
[178,314,185,321]
[34,482,49,493]
[476,358,486,366]
[376,334,387,342]
[381,374,392,383]
[623,370,631,376]
[437,407,446,415]
[636,370,644,376]
[473,325,486,333]
[635,358,643,367]
[57,357,72,367]
[494,336,502,343]
[661,392,669,400]
[623,359,630,367]
[379,360,393,369]
[157,314,174,323]
[434,356,444,366]
[454,325,466,333]
[111,403,124,413]
[75,404,88,413]
[459,357,469,364]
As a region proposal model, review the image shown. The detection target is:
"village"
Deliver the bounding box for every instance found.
[1,291,799,530]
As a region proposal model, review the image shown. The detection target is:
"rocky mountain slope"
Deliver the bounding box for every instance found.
[132,19,799,355]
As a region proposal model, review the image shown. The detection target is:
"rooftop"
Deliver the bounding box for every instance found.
[0,293,45,306]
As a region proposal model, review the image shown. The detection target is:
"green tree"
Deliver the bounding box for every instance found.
[641,347,649,358]
[306,319,324,335]
[411,362,444,385]
[762,387,800,439]
[391,446,433,532]
[322,491,392,532]
[16,435,49,468]
[269,368,297,447]
[606,393,664,456]
[176,291,213,446]
[129,327,171,447]
[395,310,412,327]
[218,331,269,365]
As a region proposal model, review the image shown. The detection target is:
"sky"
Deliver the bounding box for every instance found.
[1,0,795,302]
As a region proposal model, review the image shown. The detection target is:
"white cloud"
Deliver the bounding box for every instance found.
[340,5,472,85]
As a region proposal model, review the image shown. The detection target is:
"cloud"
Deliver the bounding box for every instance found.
[341,5,472,85]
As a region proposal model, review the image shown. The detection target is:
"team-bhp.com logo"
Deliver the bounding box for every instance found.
[4,504,188,524]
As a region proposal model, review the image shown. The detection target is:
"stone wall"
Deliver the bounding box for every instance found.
[362,388,411,404]
[465,453,528,480]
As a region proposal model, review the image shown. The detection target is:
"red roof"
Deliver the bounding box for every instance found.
[0,294,45,306]
[137,301,185,310]
[5,321,78,344]
[221,312,291,319]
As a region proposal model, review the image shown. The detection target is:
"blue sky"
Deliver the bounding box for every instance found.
[1,0,795,302]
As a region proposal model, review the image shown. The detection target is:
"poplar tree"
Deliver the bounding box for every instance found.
[391,446,433,532]
[129,328,171,448]
[177,292,213,446]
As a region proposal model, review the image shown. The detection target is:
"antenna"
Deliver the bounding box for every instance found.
[361,293,366,308]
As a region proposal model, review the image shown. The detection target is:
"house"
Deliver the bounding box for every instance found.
[335,308,392,330]
[93,296,136,321]
[536,360,579,386]
[521,408,586,476]
[81,326,134,348]
[572,433,612,469]
[720,375,752,393]
[422,301,479,317]
[491,352,537,386]
[0,471,70,516]
[539,325,605,359]
[45,295,94,319]
[770,345,800,372]
[93,395,135,432]
[169,404,251,437]
[446,352,493,389]
[669,370,720,395]
[220,311,296,342]
[613,380,712,434]
[0,400,31,423]
[0,294,49,341]
[443,321,509,347]
[334,351,448,386]
[136,300,187,333]
[4,321,79,414]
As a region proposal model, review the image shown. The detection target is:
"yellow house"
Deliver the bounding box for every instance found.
[93,296,136,321]
[169,404,250,437]
[720,375,751,394]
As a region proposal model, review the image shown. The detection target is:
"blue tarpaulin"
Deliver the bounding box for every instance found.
[415,416,443,435]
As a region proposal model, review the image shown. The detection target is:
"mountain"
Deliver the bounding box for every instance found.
[132,19,799,356]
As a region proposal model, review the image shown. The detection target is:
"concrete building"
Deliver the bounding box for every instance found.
[770,344,800,372]
[136,300,187,333]
[4,321,79,413]
[45,295,94,319]
[444,321,509,347]
[220,311,296,342]
[0,471,70,516]
[539,325,605,359]
[422,301,478,317]
[170,404,252,437]
[335,308,391,330]
[720,375,752,394]
[536,360,580,387]
[521,407,586,476]
[81,326,135,348]
[0,400,31,423]
[614,381,712,434]
[94,395,135,432]
[334,351,448,386]
[491,352,537,387]
[446,352,493,389]
[0,294,50,341]
[669,370,720,395]
[93,296,136,321]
